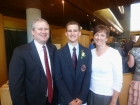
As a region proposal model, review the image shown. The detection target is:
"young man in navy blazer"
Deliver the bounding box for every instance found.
[9,18,57,105]
[54,21,92,105]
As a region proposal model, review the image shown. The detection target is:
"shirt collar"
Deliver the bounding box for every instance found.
[34,40,45,51]
[68,43,79,51]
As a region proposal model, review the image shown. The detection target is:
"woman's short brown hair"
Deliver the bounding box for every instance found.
[94,25,110,37]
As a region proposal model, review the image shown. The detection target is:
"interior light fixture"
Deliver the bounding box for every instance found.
[62,0,64,4]
[50,4,54,6]
[93,8,124,33]
[118,6,124,14]
[62,0,65,15]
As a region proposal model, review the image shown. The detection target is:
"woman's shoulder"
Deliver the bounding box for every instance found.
[108,47,118,53]
[91,48,96,55]
[91,48,96,52]
[130,47,140,55]
[107,47,121,57]
[132,47,140,51]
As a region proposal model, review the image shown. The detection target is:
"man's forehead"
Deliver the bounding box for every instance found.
[67,25,79,29]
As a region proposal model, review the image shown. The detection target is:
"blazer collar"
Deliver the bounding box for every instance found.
[46,43,55,78]
[29,41,46,77]
[76,44,86,80]
[62,44,75,79]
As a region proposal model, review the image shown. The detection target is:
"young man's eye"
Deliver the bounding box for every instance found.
[94,34,98,36]
[101,34,105,37]
[74,30,78,32]
[44,28,49,30]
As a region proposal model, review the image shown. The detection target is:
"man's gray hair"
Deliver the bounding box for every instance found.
[31,18,49,30]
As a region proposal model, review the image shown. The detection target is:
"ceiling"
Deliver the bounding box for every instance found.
[0,0,139,29]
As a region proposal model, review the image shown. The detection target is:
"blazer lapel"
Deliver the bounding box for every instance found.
[76,44,85,80]
[29,41,46,77]
[63,44,75,79]
[46,43,54,78]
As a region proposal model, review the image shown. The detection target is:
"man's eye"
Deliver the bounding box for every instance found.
[44,28,49,30]
[38,28,42,30]
[101,34,105,37]
[74,30,78,32]
[95,34,98,36]
[67,30,72,32]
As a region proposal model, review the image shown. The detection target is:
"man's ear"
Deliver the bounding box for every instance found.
[31,30,34,36]
[106,38,108,42]
[65,32,67,37]
[79,31,81,37]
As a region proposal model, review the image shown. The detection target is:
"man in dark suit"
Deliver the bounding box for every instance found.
[9,18,57,105]
[124,35,136,57]
[54,21,92,105]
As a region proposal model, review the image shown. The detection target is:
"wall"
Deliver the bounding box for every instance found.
[4,16,63,30]
[0,14,8,88]
[4,16,26,29]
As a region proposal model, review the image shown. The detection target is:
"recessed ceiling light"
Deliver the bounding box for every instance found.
[51,4,54,6]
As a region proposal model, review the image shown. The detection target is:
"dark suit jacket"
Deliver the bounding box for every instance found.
[9,41,57,105]
[124,40,135,57]
[54,44,92,104]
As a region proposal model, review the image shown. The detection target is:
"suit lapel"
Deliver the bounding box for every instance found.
[29,41,46,77]
[46,43,54,78]
[76,44,85,80]
[63,44,75,79]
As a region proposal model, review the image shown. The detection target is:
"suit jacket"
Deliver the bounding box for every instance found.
[54,44,92,104]
[9,41,57,105]
[124,40,135,57]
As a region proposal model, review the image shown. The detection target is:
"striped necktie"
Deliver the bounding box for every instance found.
[72,47,77,69]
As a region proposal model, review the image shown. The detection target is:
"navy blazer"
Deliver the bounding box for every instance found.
[54,43,92,104]
[9,41,57,105]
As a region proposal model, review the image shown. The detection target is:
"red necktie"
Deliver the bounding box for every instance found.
[72,47,77,69]
[42,45,53,103]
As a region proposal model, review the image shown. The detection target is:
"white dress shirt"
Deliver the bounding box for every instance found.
[68,43,79,59]
[34,40,53,96]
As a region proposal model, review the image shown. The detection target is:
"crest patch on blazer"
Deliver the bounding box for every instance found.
[81,64,86,72]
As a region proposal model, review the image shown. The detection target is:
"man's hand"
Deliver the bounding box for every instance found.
[75,98,83,105]
[69,100,76,105]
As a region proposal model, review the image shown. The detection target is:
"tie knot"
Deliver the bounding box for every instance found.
[73,47,76,51]
[42,45,45,49]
